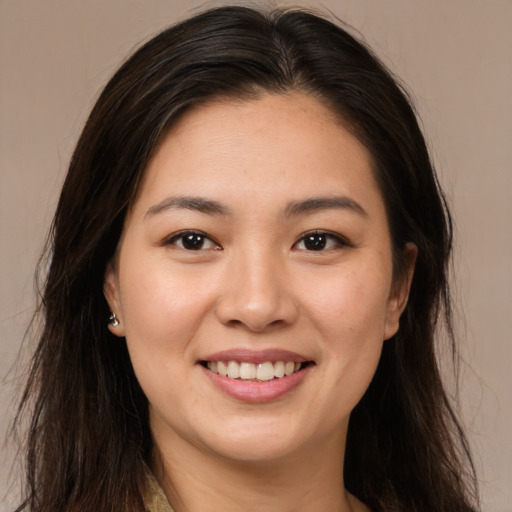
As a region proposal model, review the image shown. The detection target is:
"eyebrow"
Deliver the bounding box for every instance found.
[144,194,367,220]
[284,196,368,218]
[144,196,231,219]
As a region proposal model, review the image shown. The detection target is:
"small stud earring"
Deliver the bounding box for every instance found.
[109,313,119,327]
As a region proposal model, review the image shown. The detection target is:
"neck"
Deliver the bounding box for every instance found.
[152,427,368,512]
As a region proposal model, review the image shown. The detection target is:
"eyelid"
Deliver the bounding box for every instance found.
[161,230,222,250]
[293,230,352,250]
[160,229,350,251]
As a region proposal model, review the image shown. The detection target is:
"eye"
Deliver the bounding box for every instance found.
[293,231,349,251]
[165,231,221,251]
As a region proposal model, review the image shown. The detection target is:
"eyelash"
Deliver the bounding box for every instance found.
[293,230,351,252]
[163,230,221,251]
[163,229,350,252]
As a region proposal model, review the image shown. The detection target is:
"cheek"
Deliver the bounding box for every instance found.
[302,263,392,339]
[116,257,215,417]
[117,253,217,355]
[302,260,391,387]
[307,269,390,404]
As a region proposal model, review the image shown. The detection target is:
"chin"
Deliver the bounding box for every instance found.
[197,417,320,464]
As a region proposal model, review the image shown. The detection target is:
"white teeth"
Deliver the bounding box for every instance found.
[206,360,304,381]
[239,362,256,379]
[284,361,295,376]
[256,362,275,381]
[227,361,240,379]
[274,361,285,378]
[218,361,228,377]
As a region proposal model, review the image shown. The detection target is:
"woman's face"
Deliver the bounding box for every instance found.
[105,93,414,463]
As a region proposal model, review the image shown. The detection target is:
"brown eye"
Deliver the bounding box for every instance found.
[181,233,207,250]
[303,233,328,251]
[167,231,220,251]
[294,231,348,251]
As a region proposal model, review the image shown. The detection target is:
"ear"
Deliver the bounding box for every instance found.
[383,242,417,340]
[104,261,125,337]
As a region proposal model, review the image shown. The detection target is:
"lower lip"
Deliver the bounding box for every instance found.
[200,364,311,403]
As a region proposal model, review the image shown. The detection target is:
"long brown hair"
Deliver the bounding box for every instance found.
[13,6,479,511]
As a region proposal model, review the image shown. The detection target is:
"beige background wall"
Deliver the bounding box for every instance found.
[1,1,510,510]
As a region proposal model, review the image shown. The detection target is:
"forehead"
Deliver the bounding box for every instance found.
[132,92,383,217]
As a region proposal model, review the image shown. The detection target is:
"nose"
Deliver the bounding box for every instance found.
[215,248,299,332]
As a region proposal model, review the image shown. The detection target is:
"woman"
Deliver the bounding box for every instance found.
[14,6,479,512]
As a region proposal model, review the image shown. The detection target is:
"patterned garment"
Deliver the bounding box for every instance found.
[144,471,174,512]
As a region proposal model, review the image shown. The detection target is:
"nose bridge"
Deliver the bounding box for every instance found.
[216,241,297,331]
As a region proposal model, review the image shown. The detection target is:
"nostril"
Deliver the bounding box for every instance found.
[221,316,289,333]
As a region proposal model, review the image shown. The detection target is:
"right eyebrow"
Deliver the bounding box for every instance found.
[144,195,231,219]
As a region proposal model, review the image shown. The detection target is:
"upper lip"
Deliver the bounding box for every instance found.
[200,348,310,365]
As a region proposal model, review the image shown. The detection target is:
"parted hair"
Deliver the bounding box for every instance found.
[14,6,479,512]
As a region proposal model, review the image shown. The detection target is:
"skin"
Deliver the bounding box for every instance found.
[105,92,416,512]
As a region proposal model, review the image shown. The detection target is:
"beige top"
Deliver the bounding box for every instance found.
[145,471,174,512]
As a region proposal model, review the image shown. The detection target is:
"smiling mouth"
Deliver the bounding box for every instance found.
[202,360,313,381]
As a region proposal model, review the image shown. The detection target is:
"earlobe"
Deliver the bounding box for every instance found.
[104,262,125,337]
[384,242,417,340]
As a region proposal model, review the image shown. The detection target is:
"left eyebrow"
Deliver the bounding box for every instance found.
[284,196,368,218]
